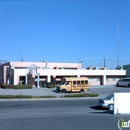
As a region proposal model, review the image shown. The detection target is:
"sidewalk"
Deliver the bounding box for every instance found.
[0,85,114,96]
[0,88,60,96]
[0,85,115,100]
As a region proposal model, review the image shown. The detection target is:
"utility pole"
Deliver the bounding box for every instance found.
[117,24,119,67]
[103,58,106,68]
[21,51,23,61]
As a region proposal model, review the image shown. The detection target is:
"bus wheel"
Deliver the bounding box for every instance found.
[62,89,66,93]
[80,89,84,93]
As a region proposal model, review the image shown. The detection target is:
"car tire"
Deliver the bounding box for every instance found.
[56,89,59,93]
[62,89,66,93]
[116,83,119,87]
[108,104,114,110]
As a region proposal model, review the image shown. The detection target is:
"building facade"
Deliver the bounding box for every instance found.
[0,61,126,87]
[123,64,130,77]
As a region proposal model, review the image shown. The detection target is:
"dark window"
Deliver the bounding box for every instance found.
[77,81,80,84]
[73,81,76,84]
[122,79,130,82]
[65,82,69,85]
[85,80,88,84]
[81,81,84,84]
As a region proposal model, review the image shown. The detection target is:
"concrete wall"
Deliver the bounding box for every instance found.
[0,61,82,84]
[10,62,81,69]
[13,69,126,85]
[37,69,126,76]
[123,65,130,77]
[0,61,127,86]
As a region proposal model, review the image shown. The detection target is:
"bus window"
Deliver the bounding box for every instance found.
[81,81,84,84]
[60,82,65,85]
[85,80,88,84]
[73,81,76,84]
[77,81,80,84]
[65,82,69,85]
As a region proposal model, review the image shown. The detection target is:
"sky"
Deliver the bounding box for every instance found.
[0,0,130,69]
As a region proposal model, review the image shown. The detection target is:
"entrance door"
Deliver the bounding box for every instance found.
[19,76,25,84]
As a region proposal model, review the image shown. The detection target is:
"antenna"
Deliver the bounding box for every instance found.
[117,24,119,67]
[21,51,23,61]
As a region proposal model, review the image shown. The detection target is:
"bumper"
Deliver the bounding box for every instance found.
[98,102,108,108]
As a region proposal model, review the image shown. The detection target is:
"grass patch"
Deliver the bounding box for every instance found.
[0,95,57,99]
[14,85,32,89]
[1,84,32,89]
[60,93,99,98]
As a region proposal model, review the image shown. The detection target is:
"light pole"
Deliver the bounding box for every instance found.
[103,58,106,68]
[117,24,120,67]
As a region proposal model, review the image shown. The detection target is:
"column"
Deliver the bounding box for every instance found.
[26,74,28,85]
[7,77,9,84]
[14,75,18,85]
[52,76,56,85]
[103,75,106,85]
[37,73,40,88]
[47,75,51,82]
[77,69,80,77]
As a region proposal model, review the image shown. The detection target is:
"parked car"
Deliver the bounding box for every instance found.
[116,78,130,87]
[98,94,114,110]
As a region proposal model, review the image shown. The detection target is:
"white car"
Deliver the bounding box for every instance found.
[98,94,114,110]
[116,78,130,87]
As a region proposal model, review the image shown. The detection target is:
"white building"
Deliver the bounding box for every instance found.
[0,61,126,88]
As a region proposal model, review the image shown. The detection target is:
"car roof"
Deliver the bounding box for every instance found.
[120,77,130,79]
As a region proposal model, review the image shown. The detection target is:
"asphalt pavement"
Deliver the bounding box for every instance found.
[0,85,130,100]
[0,99,129,130]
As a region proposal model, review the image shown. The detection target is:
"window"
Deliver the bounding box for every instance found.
[73,81,76,84]
[81,81,84,84]
[106,78,109,81]
[112,78,116,81]
[77,81,80,84]
[122,79,130,82]
[85,80,88,84]
[60,82,65,85]
[96,78,100,81]
[89,78,93,81]
[65,82,69,85]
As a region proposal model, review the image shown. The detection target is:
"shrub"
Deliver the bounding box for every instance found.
[1,84,32,89]
[14,84,32,89]
[60,93,99,98]
[0,83,4,88]
[0,95,57,99]
[1,84,15,89]
[46,82,55,88]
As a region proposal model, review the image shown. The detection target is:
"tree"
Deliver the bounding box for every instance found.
[115,66,122,70]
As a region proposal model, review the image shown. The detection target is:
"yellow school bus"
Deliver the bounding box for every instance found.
[56,77,89,93]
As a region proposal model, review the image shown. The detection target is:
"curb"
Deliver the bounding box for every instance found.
[0,97,100,101]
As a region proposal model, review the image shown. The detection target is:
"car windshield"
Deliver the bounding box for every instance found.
[105,95,113,100]
[60,82,65,85]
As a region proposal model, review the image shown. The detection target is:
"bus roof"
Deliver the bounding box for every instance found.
[63,77,88,81]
